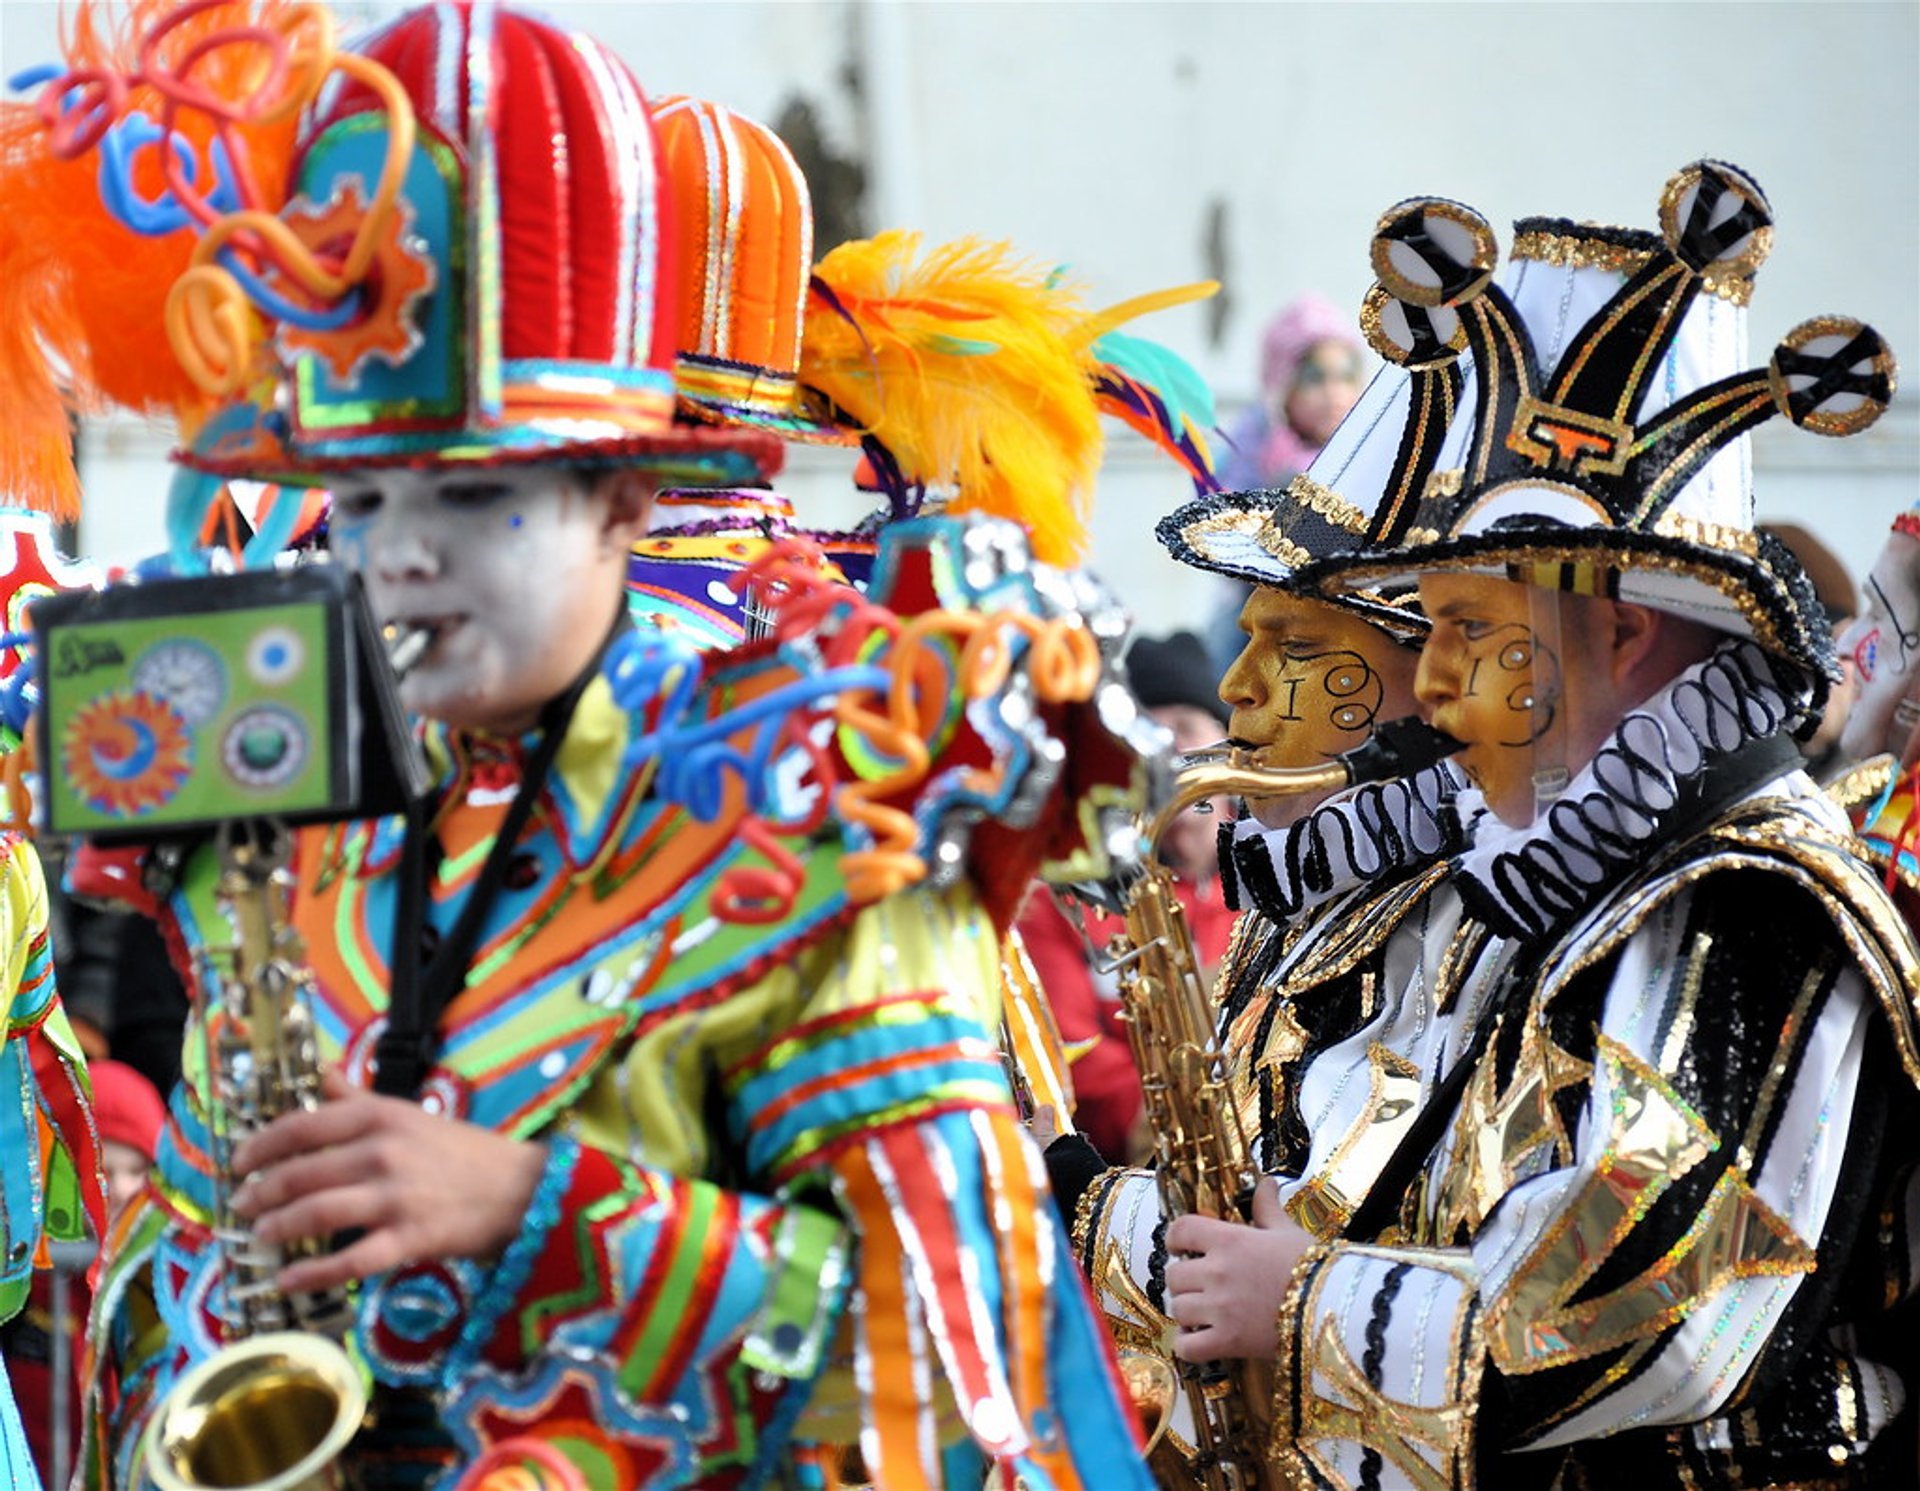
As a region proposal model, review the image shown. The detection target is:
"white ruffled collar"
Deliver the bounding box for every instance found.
[1221,760,1463,924]
[1453,639,1810,940]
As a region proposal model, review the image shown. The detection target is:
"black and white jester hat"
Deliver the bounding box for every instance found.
[1152,262,1482,645]
[1297,160,1897,710]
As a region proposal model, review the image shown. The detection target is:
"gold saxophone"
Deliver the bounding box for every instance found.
[145,825,368,1491]
[1110,722,1461,1491]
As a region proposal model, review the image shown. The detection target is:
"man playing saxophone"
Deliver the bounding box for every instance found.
[1063,272,1478,1486]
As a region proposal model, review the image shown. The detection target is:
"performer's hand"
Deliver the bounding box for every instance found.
[1028,1102,1062,1147]
[230,1068,546,1294]
[1163,1180,1310,1361]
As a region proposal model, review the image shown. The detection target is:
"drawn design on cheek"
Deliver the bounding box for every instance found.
[1870,574,1920,662]
[1316,650,1382,733]
[1461,624,1558,748]
[509,513,525,529]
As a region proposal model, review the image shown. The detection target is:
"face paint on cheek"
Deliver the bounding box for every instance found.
[330,518,370,573]
[1854,627,1882,683]
[1460,624,1560,748]
[1317,651,1384,734]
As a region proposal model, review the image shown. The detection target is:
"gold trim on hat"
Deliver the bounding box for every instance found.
[1327,540,1794,661]
[1652,511,1759,557]
[1510,227,1759,307]
[1283,475,1369,535]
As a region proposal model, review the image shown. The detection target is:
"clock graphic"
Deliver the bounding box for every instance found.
[131,640,227,727]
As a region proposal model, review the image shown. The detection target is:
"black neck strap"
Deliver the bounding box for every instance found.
[373,638,613,1099]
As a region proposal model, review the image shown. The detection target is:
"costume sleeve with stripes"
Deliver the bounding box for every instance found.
[428,885,1149,1491]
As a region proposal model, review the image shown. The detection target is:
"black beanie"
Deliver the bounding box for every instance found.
[1124,631,1230,728]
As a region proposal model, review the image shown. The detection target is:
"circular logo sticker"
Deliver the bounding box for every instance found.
[132,639,228,726]
[62,690,193,818]
[221,704,310,790]
[246,625,306,685]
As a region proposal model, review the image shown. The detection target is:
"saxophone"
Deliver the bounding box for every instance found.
[1110,720,1461,1491]
[145,824,368,1491]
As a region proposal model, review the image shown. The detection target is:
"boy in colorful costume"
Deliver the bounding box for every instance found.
[1,5,1165,1487]
[1161,164,1919,1487]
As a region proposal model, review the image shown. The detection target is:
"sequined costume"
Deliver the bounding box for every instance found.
[0,835,103,1491]
[80,518,1160,1491]
[1072,767,1461,1437]
[1068,239,1466,1465]
[0,4,1175,1487]
[1273,166,1916,1487]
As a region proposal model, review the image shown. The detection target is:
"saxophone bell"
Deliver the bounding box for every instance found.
[147,1332,366,1491]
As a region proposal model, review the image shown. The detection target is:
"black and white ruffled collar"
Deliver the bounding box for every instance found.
[1220,761,1464,925]
[1453,639,1811,941]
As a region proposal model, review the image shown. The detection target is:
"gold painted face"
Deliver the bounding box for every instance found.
[1218,589,1420,826]
[1414,573,1568,824]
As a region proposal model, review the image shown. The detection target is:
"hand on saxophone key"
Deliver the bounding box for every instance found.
[1163,1179,1313,1362]
[230,1067,547,1295]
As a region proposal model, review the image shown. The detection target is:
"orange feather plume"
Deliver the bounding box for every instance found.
[0,1,302,515]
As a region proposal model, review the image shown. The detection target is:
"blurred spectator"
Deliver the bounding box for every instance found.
[1017,631,1235,1163]
[43,838,190,1099]
[90,1059,165,1224]
[1761,520,1861,778]
[1207,295,1370,673]
[1,1059,162,1488]
[1836,505,1920,951]
[1839,507,1920,771]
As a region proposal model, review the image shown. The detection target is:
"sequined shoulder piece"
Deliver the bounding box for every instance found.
[1544,800,1920,1088]
[1824,753,1897,816]
[1282,861,1452,991]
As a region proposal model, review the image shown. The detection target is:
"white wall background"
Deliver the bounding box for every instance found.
[2,0,1914,635]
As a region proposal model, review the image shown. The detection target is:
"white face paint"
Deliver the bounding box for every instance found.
[1838,526,1920,763]
[328,466,639,734]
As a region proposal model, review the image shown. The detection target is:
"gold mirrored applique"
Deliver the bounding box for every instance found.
[1287,1041,1422,1238]
[1294,1313,1472,1491]
[1487,1033,1815,1375]
[1425,1013,1584,1244]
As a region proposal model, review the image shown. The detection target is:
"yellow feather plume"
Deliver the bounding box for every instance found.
[801,231,1103,566]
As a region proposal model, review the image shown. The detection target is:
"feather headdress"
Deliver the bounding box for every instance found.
[803,230,1218,566]
[0,0,307,515]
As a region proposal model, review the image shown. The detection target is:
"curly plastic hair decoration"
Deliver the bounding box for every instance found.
[27,0,417,397]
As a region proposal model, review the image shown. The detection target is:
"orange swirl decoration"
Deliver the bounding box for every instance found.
[832,607,1100,902]
[163,18,418,396]
[731,538,1103,906]
[30,1,420,398]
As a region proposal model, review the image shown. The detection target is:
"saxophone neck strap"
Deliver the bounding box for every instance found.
[373,633,616,1100]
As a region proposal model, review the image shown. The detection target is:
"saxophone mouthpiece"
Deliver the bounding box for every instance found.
[384,624,433,681]
[1173,738,1258,771]
[1338,717,1464,786]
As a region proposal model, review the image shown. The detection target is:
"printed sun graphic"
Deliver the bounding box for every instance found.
[62,690,194,819]
[277,184,437,382]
